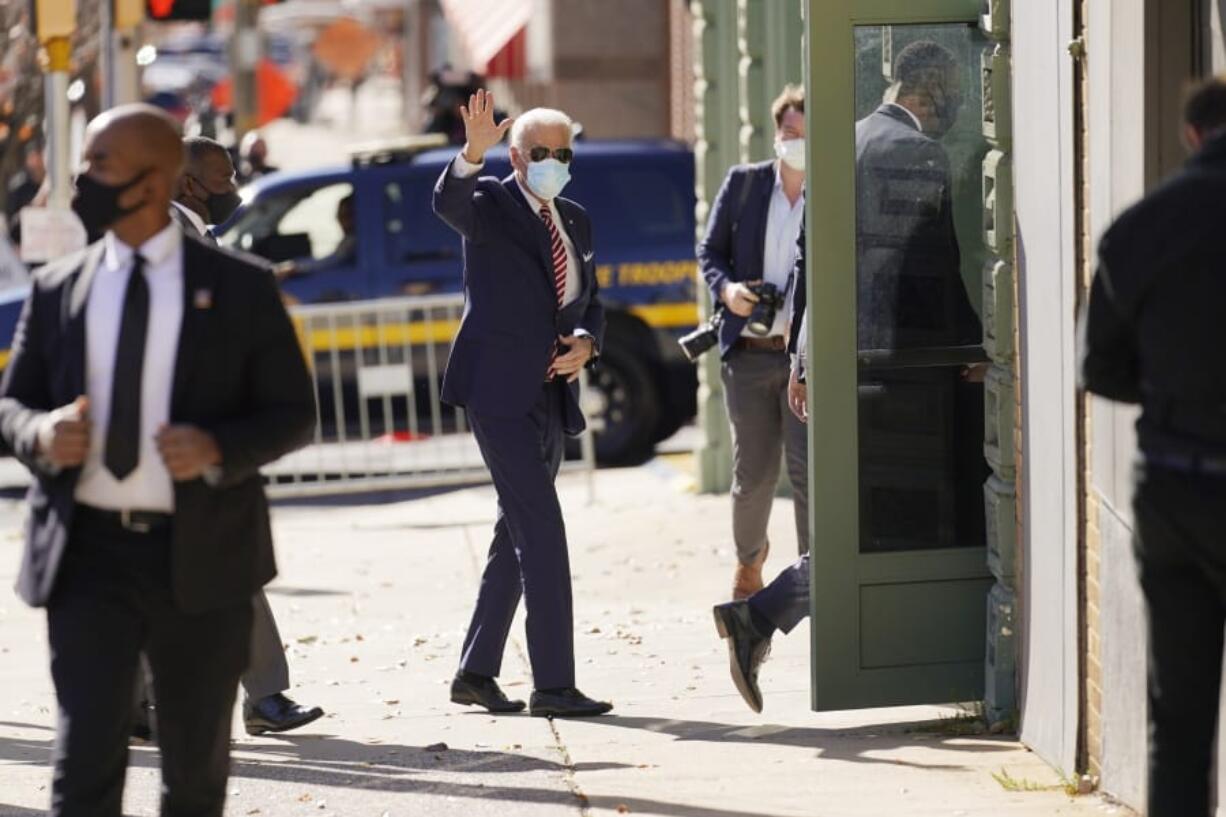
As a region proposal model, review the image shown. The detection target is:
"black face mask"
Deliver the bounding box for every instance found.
[71,170,149,238]
[190,176,242,226]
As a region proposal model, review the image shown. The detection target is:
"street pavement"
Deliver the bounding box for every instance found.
[0,454,1129,816]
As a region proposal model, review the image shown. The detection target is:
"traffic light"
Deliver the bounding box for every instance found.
[146,0,211,21]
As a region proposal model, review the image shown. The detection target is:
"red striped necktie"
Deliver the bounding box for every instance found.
[538,204,567,307]
[539,204,568,379]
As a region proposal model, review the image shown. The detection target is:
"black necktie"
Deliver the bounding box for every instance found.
[104,253,149,480]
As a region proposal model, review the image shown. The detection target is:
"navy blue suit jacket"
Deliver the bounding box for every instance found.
[696,160,784,358]
[432,159,605,434]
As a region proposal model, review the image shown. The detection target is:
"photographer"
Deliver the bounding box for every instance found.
[697,85,809,600]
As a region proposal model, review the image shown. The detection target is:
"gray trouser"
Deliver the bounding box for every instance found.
[135,591,289,707]
[721,347,810,564]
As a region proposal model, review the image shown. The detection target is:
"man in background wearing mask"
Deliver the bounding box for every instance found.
[126,136,325,742]
[0,104,315,816]
[170,136,242,240]
[697,85,809,601]
[432,90,611,718]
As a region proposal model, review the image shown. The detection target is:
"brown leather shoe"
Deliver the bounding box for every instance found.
[731,542,770,600]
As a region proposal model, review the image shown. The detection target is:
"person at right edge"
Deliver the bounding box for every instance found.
[1081,74,1226,817]
[697,85,810,600]
[714,41,983,713]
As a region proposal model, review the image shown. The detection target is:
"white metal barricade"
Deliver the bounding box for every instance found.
[264,294,597,498]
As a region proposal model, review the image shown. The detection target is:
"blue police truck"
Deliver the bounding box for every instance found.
[216,136,700,464]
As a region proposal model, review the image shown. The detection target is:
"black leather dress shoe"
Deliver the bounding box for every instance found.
[244,693,325,736]
[529,687,613,718]
[450,673,526,713]
[713,601,772,713]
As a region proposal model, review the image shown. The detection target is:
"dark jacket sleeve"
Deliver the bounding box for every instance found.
[1079,262,1141,403]
[208,268,317,486]
[788,223,807,355]
[432,157,492,244]
[576,219,606,353]
[697,167,745,304]
[0,284,56,473]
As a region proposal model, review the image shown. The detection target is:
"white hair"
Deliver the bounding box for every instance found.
[509,107,574,152]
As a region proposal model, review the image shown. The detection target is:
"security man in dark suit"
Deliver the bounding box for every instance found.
[698,85,810,601]
[432,89,611,718]
[1081,74,1226,817]
[0,105,315,816]
[125,135,322,740]
[714,41,983,714]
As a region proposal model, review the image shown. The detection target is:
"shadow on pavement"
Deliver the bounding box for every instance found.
[569,714,1017,770]
[0,725,813,817]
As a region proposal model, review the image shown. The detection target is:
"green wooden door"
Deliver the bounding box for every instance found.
[804,0,994,710]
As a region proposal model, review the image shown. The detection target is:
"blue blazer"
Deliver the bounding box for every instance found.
[697,160,782,358]
[432,159,606,434]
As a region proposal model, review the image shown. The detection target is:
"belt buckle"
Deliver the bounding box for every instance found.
[120,509,152,534]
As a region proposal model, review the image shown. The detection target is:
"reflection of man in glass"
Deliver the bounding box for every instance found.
[713,40,987,715]
[857,40,980,350]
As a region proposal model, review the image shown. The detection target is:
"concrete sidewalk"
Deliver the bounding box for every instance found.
[0,456,1128,816]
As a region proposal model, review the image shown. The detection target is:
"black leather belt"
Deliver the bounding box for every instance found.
[734,336,787,352]
[76,504,173,534]
[1143,452,1226,477]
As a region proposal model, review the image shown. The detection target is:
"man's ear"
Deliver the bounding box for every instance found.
[1184,123,1203,153]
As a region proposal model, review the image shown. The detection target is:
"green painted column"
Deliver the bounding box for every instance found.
[693,0,740,494]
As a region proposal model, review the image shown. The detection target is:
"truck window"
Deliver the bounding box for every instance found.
[222,181,356,264]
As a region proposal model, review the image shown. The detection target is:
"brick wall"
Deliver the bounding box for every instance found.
[1076,0,1104,779]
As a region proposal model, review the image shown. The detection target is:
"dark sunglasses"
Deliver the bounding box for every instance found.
[528,146,574,164]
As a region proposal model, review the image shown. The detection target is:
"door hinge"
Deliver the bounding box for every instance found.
[1067,36,1087,61]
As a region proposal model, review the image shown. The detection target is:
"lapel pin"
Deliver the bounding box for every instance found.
[193,288,213,310]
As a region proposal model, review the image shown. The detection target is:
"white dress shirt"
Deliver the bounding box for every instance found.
[75,222,185,512]
[171,200,209,237]
[452,153,581,306]
[745,162,805,338]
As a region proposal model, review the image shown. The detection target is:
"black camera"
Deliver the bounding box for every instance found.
[745,282,784,337]
[678,307,725,362]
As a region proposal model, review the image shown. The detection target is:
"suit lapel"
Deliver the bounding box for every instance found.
[171,236,217,415]
[65,243,105,395]
[503,175,558,296]
[751,164,774,275]
[555,198,591,298]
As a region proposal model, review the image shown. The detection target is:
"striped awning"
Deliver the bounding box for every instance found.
[439,0,532,73]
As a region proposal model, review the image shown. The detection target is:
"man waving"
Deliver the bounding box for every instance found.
[433,90,611,718]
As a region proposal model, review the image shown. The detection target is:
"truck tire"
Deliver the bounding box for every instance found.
[584,345,660,465]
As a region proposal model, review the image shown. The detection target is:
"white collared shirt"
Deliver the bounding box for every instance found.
[75,222,185,512]
[171,200,209,237]
[452,153,581,306]
[886,102,924,132]
[745,162,804,338]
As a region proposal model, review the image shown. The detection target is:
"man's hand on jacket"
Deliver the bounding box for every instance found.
[36,396,91,468]
[550,335,595,382]
[721,280,761,318]
[156,424,222,482]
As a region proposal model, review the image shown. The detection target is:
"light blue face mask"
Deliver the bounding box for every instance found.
[526,158,572,200]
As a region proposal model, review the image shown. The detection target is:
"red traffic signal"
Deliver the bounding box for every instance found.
[147,0,211,21]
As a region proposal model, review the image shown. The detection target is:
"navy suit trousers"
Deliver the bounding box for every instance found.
[460,381,576,689]
[750,553,811,635]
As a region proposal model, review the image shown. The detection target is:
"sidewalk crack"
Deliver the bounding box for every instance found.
[462,525,591,816]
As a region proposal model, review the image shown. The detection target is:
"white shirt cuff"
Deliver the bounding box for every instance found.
[452,152,484,178]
